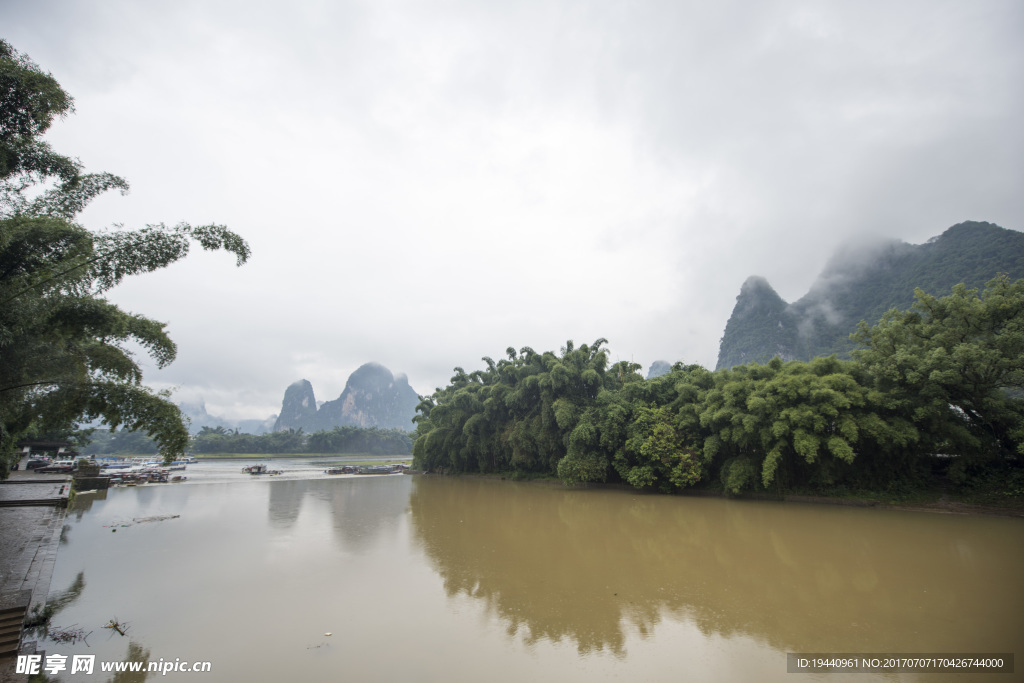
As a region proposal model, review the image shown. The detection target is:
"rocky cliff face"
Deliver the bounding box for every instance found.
[716,221,1024,369]
[716,275,800,369]
[317,363,420,430]
[273,364,420,433]
[273,379,320,432]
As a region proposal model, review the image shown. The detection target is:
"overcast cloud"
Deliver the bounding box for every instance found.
[3,0,1022,421]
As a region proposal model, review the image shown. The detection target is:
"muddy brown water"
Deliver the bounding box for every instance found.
[39,465,1024,681]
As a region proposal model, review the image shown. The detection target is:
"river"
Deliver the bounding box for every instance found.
[36,462,1024,681]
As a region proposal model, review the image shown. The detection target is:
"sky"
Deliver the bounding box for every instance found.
[3,0,1023,421]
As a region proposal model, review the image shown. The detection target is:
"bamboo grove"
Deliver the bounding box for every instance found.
[0,40,249,474]
[413,277,1024,494]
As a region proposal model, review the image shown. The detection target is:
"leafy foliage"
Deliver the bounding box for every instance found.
[616,404,701,491]
[699,356,918,492]
[190,425,413,455]
[413,340,634,483]
[81,428,160,455]
[415,278,1024,492]
[852,276,1024,468]
[0,40,249,475]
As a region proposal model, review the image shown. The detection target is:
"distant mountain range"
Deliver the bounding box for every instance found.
[177,362,420,435]
[273,362,420,432]
[183,224,1023,437]
[716,221,1024,369]
[178,401,277,435]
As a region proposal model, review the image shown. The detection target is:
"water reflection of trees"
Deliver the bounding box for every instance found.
[107,641,151,683]
[31,573,152,683]
[317,477,408,552]
[267,479,307,528]
[409,477,1024,656]
[24,572,85,641]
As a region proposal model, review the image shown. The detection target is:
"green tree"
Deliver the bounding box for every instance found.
[0,40,78,196]
[615,404,702,491]
[700,356,919,493]
[412,339,643,484]
[0,40,250,476]
[852,276,1024,470]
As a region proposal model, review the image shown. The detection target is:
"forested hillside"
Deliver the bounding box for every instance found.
[717,222,1024,369]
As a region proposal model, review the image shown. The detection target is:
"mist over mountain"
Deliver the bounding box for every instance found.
[177,400,277,435]
[646,360,672,379]
[716,221,1024,369]
[273,363,421,432]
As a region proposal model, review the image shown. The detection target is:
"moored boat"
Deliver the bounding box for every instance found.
[37,460,77,473]
[355,465,397,475]
[243,464,282,475]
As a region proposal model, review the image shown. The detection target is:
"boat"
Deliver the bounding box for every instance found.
[100,462,132,470]
[242,464,282,475]
[111,470,161,485]
[325,465,357,475]
[37,460,77,473]
[355,465,397,475]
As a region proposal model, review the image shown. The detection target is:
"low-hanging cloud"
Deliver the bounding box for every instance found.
[3,0,1021,419]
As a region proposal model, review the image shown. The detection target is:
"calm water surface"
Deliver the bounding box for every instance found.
[40,464,1024,681]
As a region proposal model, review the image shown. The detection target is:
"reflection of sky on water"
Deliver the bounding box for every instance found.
[41,475,1024,682]
[267,475,410,552]
[43,475,415,682]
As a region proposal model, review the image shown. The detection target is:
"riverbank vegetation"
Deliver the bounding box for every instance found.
[191,425,413,455]
[80,425,414,456]
[412,277,1024,504]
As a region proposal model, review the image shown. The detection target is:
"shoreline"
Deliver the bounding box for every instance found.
[423,471,1024,519]
[777,493,1024,518]
[187,453,411,460]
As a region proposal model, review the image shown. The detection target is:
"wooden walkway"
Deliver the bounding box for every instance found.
[0,472,70,682]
